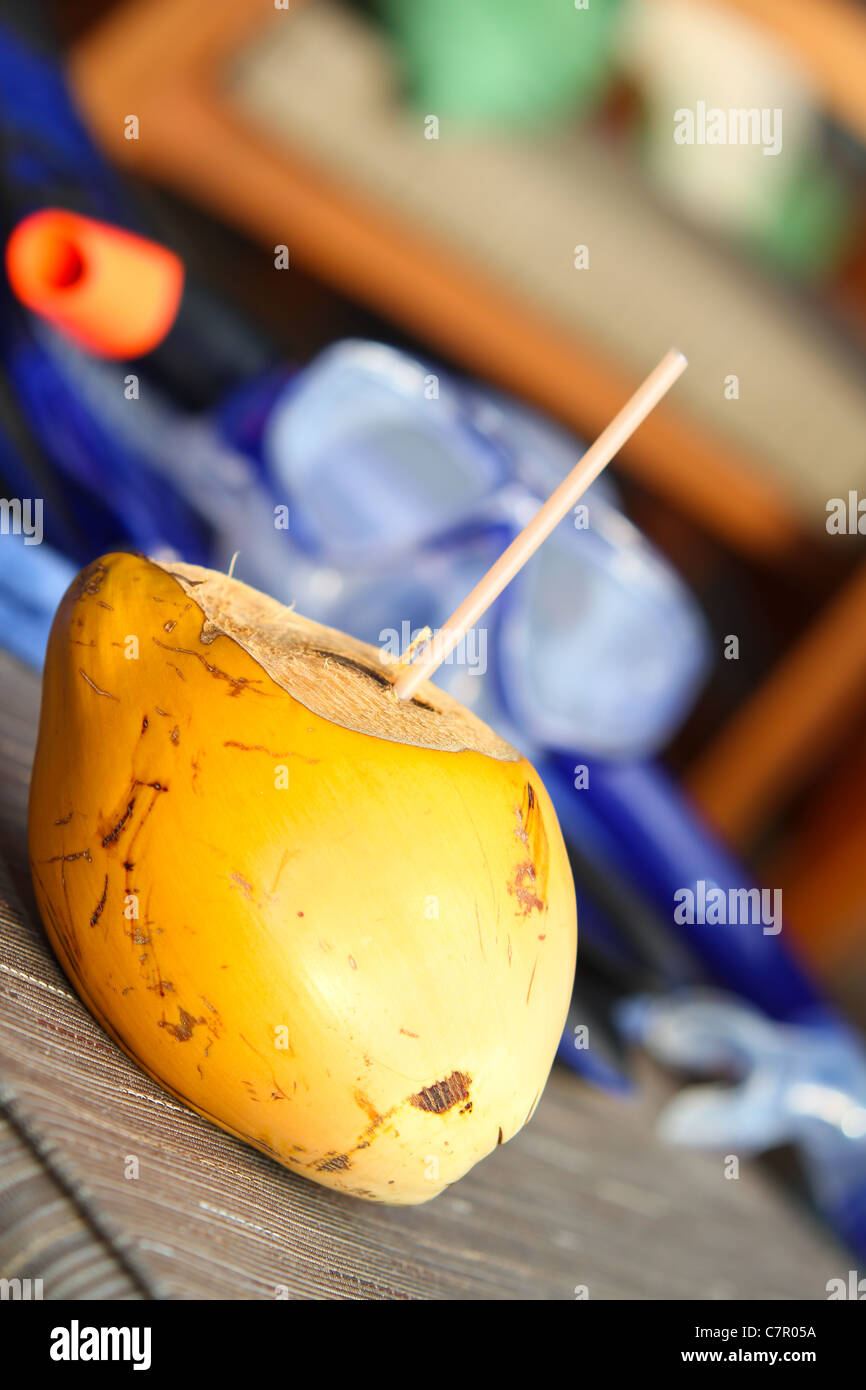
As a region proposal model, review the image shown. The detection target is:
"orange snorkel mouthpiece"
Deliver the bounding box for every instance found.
[5,208,184,359]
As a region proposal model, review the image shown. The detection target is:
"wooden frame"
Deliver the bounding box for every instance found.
[726,0,866,146]
[68,0,807,561]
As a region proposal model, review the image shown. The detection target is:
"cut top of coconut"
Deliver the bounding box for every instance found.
[154,559,520,761]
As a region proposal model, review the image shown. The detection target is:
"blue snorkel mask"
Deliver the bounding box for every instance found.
[261,339,711,760]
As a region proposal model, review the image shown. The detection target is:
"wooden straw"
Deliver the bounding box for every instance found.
[394,347,688,701]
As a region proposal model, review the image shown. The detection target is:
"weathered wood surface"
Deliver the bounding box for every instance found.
[0,651,846,1298]
[0,1113,139,1300]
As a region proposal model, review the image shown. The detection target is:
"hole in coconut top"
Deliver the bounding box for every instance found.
[310,648,437,712]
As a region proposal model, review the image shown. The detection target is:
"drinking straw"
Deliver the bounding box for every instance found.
[394,347,688,700]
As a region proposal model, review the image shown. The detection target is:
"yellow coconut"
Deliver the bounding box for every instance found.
[28,552,576,1203]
